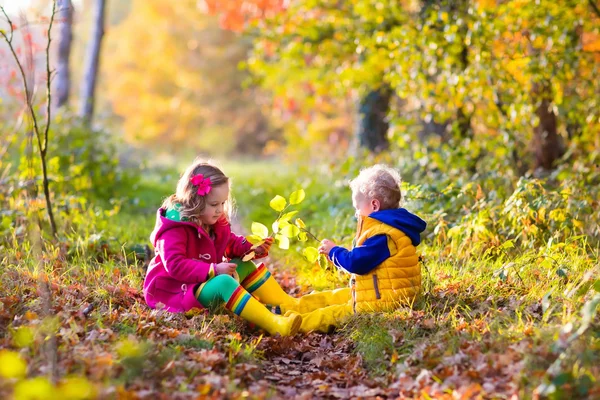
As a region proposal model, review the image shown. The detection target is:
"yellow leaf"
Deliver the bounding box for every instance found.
[280,224,300,238]
[548,209,566,223]
[242,251,255,261]
[289,189,305,205]
[12,326,34,348]
[116,339,142,359]
[14,377,55,400]
[538,207,546,222]
[276,234,289,250]
[298,232,308,242]
[302,247,319,263]
[269,195,287,211]
[246,235,263,245]
[0,350,27,379]
[58,376,96,400]
[251,222,269,238]
[295,218,306,229]
[197,383,211,395]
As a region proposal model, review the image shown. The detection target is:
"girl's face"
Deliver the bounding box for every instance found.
[352,192,379,218]
[199,183,229,226]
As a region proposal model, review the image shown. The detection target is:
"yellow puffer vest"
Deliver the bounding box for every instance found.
[352,216,421,313]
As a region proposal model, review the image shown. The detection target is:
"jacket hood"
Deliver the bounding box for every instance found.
[369,208,427,245]
[150,208,200,246]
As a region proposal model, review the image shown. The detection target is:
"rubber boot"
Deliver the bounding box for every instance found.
[288,301,354,333]
[280,287,352,314]
[240,262,300,308]
[226,286,302,336]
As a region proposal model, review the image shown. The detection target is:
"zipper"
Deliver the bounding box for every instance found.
[372,274,381,299]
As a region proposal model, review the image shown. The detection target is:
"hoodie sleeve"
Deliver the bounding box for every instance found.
[225,232,253,259]
[328,235,390,275]
[155,228,211,283]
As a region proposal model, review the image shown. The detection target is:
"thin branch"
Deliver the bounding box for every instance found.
[39,0,58,237]
[0,6,14,42]
[0,2,59,237]
[300,227,321,243]
[43,1,56,154]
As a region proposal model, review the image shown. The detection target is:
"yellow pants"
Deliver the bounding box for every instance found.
[281,287,352,314]
[281,288,354,333]
[297,301,354,333]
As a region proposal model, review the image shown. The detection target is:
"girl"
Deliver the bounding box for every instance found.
[143,160,302,336]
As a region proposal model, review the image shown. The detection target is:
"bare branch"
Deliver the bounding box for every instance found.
[43,0,57,154]
[0,2,59,237]
[0,6,15,42]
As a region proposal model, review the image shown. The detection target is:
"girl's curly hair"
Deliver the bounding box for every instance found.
[162,160,232,225]
[349,164,402,209]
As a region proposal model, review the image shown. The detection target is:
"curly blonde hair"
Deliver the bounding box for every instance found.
[349,164,402,210]
[162,160,232,225]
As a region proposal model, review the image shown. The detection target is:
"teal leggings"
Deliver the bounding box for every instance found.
[196,260,257,308]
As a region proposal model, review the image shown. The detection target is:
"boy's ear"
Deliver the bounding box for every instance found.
[371,199,380,212]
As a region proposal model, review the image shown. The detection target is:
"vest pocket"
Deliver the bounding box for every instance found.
[372,274,381,299]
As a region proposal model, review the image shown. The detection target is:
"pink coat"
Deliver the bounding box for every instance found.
[143,208,253,312]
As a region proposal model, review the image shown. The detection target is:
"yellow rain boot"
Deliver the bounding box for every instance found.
[226,286,302,337]
[240,262,300,308]
[293,301,354,334]
[280,287,352,314]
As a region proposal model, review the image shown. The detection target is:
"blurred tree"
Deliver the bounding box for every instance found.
[104,0,276,155]
[356,87,391,153]
[54,0,73,109]
[79,0,106,124]
[246,0,599,171]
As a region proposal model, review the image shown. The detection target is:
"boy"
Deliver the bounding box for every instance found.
[282,164,427,332]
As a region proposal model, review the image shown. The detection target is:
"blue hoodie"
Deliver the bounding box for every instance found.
[329,208,427,275]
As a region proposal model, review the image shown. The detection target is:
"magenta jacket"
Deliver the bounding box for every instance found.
[143,208,254,312]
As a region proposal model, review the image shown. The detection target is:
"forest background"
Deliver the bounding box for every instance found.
[0,0,599,398]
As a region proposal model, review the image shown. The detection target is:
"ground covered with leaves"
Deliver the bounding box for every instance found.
[1,162,599,399]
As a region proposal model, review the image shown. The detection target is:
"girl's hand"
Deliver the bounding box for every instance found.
[215,262,237,276]
[254,237,274,258]
[318,239,335,255]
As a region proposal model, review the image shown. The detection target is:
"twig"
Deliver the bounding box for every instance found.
[41,1,58,237]
[300,227,321,243]
[0,2,59,237]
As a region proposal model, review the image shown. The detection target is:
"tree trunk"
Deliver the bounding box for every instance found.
[54,0,73,109]
[356,87,391,153]
[532,82,564,170]
[79,0,107,124]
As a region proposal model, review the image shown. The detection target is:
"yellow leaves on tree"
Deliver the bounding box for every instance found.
[103,0,274,154]
[104,0,206,148]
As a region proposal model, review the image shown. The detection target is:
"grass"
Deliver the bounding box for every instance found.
[1,159,599,399]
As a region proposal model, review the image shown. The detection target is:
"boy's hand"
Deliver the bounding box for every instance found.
[254,237,274,258]
[318,239,336,255]
[215,262,237,276]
